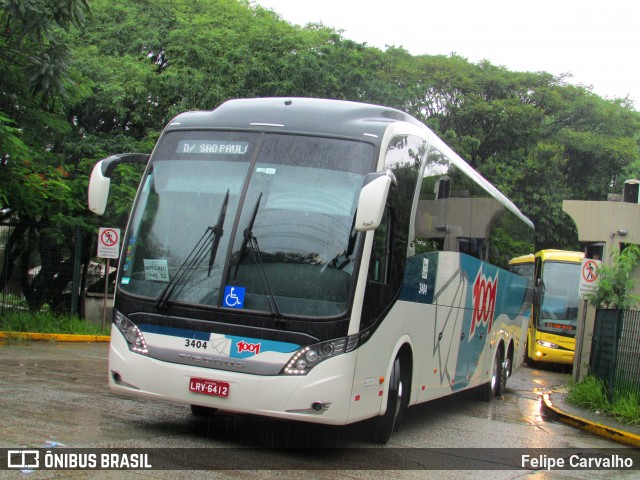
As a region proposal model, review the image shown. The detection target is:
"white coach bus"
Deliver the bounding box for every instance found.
[88,97,534,443]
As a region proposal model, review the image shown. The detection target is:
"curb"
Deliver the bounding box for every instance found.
[0,331,110,342]
[541,392,640,448]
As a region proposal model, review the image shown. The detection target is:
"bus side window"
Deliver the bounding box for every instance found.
[361,207,394,329]
[532,255,543,304]
[361,135,422,329]
[368,207,392,284]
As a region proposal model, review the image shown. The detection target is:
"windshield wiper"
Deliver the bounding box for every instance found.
[561,318,577,336]
[209,190,229,276]
[234,193,262,279]
[322,215,358,272]
[233,193,284,321]
[156,192,229,309]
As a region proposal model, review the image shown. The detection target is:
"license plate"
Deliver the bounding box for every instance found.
[189,377,229,397]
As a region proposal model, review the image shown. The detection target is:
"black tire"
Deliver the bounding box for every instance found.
[495,354,508,397]
[481,351,503,402]
[190,404,218,417]
[504,352,513,379]
[370,356,407,444]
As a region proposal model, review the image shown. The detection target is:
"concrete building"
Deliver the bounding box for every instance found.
[562,179,640,381]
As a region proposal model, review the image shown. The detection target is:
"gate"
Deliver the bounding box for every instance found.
[590,309,640,400]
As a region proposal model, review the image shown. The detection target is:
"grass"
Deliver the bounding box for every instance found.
[0,310,109,336]
[566,375,610,411]
[567,375,640,426]
[610,392,640,425]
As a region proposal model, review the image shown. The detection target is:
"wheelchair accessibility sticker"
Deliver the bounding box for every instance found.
[223,286,246,309]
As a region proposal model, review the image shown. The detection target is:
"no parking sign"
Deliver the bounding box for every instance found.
[97,227,121,259]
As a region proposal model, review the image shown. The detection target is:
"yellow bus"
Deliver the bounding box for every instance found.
[509,250,584,366]
[530,250,584,365]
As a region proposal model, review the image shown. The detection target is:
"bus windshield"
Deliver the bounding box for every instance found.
[509,261,534,284]
[119,131,374,318]
[538,261,581,337]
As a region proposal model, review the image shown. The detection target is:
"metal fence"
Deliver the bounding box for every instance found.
[0,221,106,317]
[590,309,640,400]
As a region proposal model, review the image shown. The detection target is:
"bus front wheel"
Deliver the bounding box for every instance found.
[370,355,408,444]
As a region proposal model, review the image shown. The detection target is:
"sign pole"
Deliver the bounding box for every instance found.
[103,258,110,331]
[575,257,601,382]
[97,227,120,332]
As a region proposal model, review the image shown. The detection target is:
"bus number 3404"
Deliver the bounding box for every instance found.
[185,339,208,349]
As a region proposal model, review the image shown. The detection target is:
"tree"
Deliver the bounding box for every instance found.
[2,0,640,311]
[385,52,640,249]
[0,0,92,311]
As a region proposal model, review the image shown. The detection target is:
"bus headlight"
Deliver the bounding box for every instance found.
[114,310,149,356]
[282,334,358,375]
[536,340,559,349]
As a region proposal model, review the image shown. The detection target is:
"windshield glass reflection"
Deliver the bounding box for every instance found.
[119,132,374,318]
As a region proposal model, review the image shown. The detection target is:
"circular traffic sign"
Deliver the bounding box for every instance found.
[581,259,599,283]
[98,227,121,259]
[100,228,119,247]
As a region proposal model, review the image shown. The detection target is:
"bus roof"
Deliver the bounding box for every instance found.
[535,249,584,263]
[508,254,535,265]
[166,97,425,141]
[164,97,533,230]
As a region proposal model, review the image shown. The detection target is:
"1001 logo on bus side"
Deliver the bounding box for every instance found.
[470,269,498,338]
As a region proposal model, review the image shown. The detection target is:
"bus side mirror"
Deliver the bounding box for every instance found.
[532,278,542,305]
[354,171,396,231]
[88,153,149,215]
[88,161,111,215]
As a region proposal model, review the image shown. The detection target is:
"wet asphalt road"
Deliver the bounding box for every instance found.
[0,341,637,479]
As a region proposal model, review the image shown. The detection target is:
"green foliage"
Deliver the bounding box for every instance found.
[567,375,640,426]
[0,0,90,99]
[0,310,109,335]
[2,0,640,309]
[0,0,92,225]
[488,225,535,270]
[586,245,640,310]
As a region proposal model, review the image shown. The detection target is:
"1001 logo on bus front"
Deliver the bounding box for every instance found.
[236,340,261,355]
[470,269,498,339]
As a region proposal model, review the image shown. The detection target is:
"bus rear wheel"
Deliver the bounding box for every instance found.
[496,355,508,396]
[481,351,505,401]
[370,355,407,444]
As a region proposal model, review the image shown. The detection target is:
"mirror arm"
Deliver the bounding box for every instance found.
[101,153,150,178]
[363,169,397,187]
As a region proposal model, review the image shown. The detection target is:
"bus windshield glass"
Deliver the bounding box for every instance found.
[538,261,581,337]
[509,262,534,284]
[118,131,374,318]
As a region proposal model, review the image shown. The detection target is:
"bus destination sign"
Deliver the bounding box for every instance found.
[177,140,249,155]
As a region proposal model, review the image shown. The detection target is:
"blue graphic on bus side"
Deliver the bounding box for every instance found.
[223,286,246,309]
[136,324,299,358]
[453,255,529,391]
[400,252,530,392]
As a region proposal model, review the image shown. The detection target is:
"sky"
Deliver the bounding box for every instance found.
[254,0,640,108]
